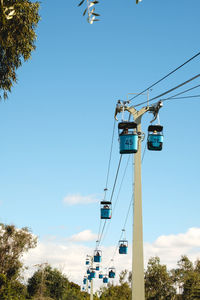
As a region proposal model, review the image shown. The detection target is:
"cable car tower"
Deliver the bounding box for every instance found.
[115,97,163,300]
[84,254,95,300]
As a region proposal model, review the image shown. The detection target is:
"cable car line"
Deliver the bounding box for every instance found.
[142,142,147,163]
[133,73,200,108]
[113,156,131,213]
[164,95,200,101]
[103,119,116,201]
[135,83,200,114]
[156,83,200,104]
[98,156,122,247]
[165,83,200,99]
[150,94,200,109]
[98,155,123,247]
[96,119,116,245]
[106,194,133,269]
[109,154,122,204]
[104,144,147,268]
[100,156,131,246]
[128,50,200,103]
[97,219,107,247]
[84,55,200,291]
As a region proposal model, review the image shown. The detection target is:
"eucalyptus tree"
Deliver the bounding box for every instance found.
[0,0,40,99]
[145,256,176,300]
[0,223,37,299]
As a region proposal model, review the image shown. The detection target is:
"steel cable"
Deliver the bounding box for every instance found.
[128,51,200,103]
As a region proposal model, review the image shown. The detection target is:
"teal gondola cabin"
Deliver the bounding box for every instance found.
[119,240,128,254]
[118,121,138,154]
[109,267,116,278]
[100,201,112,219]
[147,125,163,151]
[94,249,102,262]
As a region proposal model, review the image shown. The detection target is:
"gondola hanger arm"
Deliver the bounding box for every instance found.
[114,100,163,124]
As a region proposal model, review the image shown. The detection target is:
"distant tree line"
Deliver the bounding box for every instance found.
[0,223,92,300]
[99,255,200,300]
[0,223,200,299]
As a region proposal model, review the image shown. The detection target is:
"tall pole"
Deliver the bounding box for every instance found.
[132,118,145,300]
[86,277,89,293]
[90,278,94,300]
[90,257,94,300]
[114,101,162,300]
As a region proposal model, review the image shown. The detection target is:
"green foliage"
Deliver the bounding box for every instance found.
[0,0,40,99]
[0,224,37,280]
[27,265,91,300]
[97,257,200,300]
[180,259,200,300]
[145,256,176,300]
[99,282,131,300]
[119,269,128,285]
[1,227,200,300]
[28,265,68,299]
[0,274,27,300]
[99,271,131,300]
[0,224,36,299]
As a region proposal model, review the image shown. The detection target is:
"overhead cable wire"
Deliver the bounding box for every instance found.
[109,155,122,204]
[98,155,123,247]
[133,74,200,108]
[149,95,200,108]
[153,83,200,105]
[104,119,116,198]
[106,143,147,267]
[163,95,200,101]
[165,83,200,99]
[97,119,116,245]
[112,156,131,213]
[142,141,147,163]
[158,83,200,102]
[106,195,133,269]
[122,194,133,231]
[100,156,131,246]
[98,155,122,247]
[98,220,107,248]
[128,51,200,102]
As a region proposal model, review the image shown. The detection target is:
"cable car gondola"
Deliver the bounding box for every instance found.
[94,249,102,263]
[118,122,138,154]
[90,268,96,279]
[99,272,103,279]
[83,276,87,285]
[100,201,112,219]
[103,275,109,283]
[119,240,128,254]
[96,265,100,271]
[147,125,163,151]
[85,258,90,265]
[119,229,128,254]
[108,267,116,278]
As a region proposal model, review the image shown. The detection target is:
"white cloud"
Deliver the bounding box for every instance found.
[22,227,200,292]
[154,227,200,248]
[144,227,200,269]
[22,241,91,284]
[63,194,99,205]
[69,230,98,242]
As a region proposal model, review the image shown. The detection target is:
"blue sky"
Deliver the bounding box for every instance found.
[0,0,200,285]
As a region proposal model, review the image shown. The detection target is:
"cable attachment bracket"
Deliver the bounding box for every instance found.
[149,100,163,123]
[114,100,131,121]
